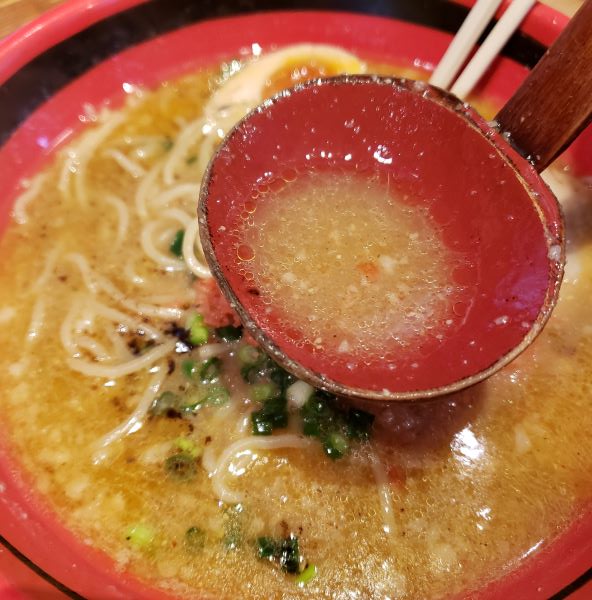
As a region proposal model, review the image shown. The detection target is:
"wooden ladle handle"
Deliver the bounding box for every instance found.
[495,0,592,173]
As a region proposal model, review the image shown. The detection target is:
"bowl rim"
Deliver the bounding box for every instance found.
[0,1,589,599]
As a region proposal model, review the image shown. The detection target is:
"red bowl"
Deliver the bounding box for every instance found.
[0,1,590,598]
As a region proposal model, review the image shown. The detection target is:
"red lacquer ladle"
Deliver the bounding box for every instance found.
[199,1,592,401]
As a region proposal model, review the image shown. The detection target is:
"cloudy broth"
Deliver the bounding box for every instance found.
[0,51,591,600]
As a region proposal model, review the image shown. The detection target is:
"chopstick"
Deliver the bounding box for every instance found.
[430,0,536,100]
[430,0,504,90]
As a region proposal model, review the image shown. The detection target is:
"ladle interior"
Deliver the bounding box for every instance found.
[199,78,564,400]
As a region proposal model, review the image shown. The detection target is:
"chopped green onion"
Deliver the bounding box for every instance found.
[164,453,197,481]
[182,358,221,384]
[181,388,206,412]
[126,524,155,548]
[186,155,197,165]
[204,385,230,406]
[270,365,295,391]
[300,396,335,438]
[181,359,198,380]
[296,563,317,586]
[150,391,183,416]
[174,437,201,458]
[323,432,349,459]
[199,357,222,383]
[162,137,173,151]
[238,344,261,365]
[279,535,300,574]
[300,395,371,459]
[169,229,185,257]
[256,534,301,574]
[250,382,279,402]
[185,526,206,550]
[345,409,374,441]
[215,325,243,342]
[251,396,288,435]
[257,536,279,560]
[186,313,209,346]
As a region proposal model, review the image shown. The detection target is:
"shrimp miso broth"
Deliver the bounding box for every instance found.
[1,44,591,599]
[241,171,466,360]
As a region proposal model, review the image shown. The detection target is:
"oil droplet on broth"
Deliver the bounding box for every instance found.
[237,244,255,261]
[240,171,468,364]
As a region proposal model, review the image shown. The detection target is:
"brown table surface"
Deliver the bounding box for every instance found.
[0,0,585,40]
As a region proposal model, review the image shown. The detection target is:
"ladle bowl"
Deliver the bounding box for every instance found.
[199,75,564,400]
[200,0,591,401]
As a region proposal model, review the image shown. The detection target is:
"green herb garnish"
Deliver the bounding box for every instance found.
[215,324,243,342]
[164,453,197,481]
[169,229,185,257]
[187,313,209,346]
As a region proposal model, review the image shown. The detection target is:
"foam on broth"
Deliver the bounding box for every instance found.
[0,52,590,600]
[241,171,466,360]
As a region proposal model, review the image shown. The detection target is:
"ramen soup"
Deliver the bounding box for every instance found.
[241,172,467,360]
[1,45,591,600]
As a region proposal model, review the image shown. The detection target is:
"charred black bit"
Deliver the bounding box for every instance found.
[127,337,156,356]
[166,323,192,344]
[256,534,301,574]
[167,359,176,375]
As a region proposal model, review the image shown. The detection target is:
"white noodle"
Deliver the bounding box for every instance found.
[151,183,200,209]
[162,117,205,185]
[12,174,47,225]
[26,298,45,344]
[196,134,219,178]
[92,368,166,463]
[32,245,60,291]
[140,221,187,272]
[211,435,314,504]
[156,226,179,245]
[161,207,194,227]
[104,327,133,360]
[201,446,218,474]
[368,449,397,538]
[76,335,112,361]
[105,149,146,178]
[123,260,146,286]
[60,295,164,364]
[60,111,126,205]
[60,296,86,356]
[140,208,194,271]
[58,150,78,197]
[0,307,16,324]
[182,218,211,278]
[87,300,163,340]
[135,160,163,220]
[67,338,176,378]
[66,253,183,320]
[139,292,194,306]
[197,343,233,361]
[104,194,129,248]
